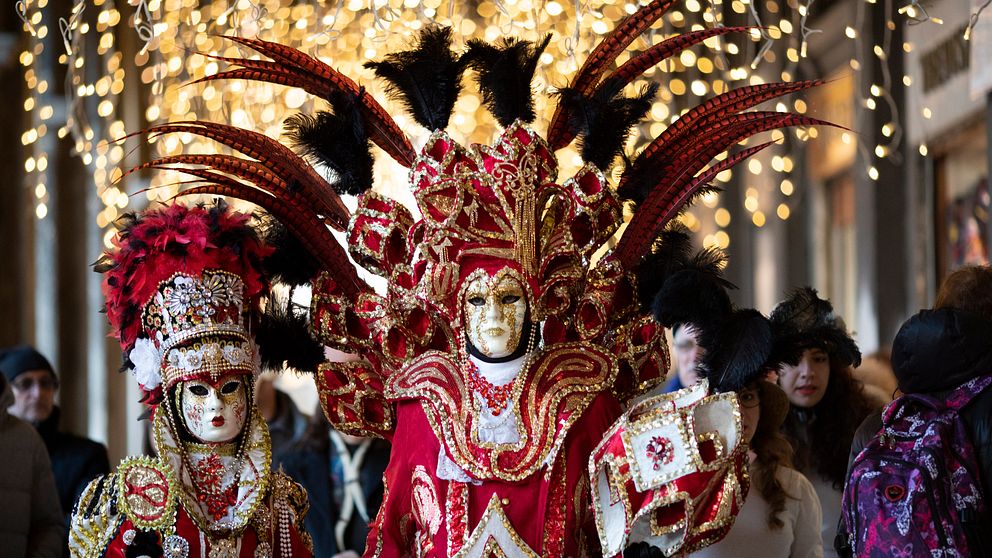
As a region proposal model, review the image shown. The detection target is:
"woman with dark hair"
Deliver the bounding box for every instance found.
[769,288,877,558]
[693,379,823,557]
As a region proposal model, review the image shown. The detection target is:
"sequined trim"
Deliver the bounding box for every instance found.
[446,481,470,556]
[69,475,125,558]
[387,342,616,482]
[115,455,178,531]
[451,495,540,558]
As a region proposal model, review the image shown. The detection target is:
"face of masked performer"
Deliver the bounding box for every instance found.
[463,272,529,359]
[179,374,249,443]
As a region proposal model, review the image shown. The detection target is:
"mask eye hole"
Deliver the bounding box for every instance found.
[468,296,486,307]
[221,381,241,395]
[501,295,520,304]
[188,385,209,396]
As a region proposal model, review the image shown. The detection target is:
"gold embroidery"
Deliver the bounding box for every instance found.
[387,342,616,482]
[115,455,178,531]
[451,495,540,558]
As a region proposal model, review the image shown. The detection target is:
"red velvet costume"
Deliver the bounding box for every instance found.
[119,0,833,554]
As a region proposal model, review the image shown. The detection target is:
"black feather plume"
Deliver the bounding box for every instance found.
[636,224,735,327]
[364,25,465,131]
[255,296,325,373]
[558,82,657,171]
[634,225,694,310]
[258,215,322,287]
[463,34,552,127]
[697,309,773,392]
[651,267,733,330]
[283,91,373,196]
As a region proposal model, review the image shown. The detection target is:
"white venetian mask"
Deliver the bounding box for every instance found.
[179,374,249,443]
[463,271,528,359]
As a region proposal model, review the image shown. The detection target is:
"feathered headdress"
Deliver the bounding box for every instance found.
[95,202,271,407]
[120,2,840,377]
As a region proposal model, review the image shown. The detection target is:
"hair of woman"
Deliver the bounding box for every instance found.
[934,265,992,319]
[781,358,876,489]
[749,385,795,530]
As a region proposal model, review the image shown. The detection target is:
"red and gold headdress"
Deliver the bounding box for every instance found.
[97,202,271,407]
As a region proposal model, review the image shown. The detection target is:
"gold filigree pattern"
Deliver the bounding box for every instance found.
[387,342,616,482]
[115,455,178,531]
[69,475,125,558]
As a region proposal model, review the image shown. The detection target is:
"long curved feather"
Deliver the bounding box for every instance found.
[547,0,678,149]
[616,113,837,267]
[202,35,416,167]
[632,80,823,169]
[132,122,350,230]
[597,27,752,95]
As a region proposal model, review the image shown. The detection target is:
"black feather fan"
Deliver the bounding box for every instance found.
[283,90,373,196]
[636,224,735,327]
[558,82,657,171]
[258,215,322,287]
[364,25,465,131]
[698,309,773,392]
[255,296,325,373]
[463,34,552,127]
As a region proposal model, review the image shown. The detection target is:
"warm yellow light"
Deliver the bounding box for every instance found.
[780,179,794,196]
[715,208,731,227]
[752,211,766,227]
[776,203,790,220]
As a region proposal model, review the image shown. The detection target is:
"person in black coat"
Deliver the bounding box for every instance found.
[0,345,110,556]
[279,409,390,558]
[851,266,992,555]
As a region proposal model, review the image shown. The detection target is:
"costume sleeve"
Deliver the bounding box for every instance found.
[71,443,111,521]
[789,469,824,558]
[317,360,395,440]
[29,438,66,558]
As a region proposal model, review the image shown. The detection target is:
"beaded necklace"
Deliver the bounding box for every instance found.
[461,323,538,416]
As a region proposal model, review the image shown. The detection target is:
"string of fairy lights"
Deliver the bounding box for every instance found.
[14,0,982,254]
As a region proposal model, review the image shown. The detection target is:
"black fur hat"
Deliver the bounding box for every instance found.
[768,287,861,369]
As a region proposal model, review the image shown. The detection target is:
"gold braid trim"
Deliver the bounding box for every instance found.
[69,474,125,558]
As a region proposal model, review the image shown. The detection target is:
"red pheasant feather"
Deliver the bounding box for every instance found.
[632,80,823,168]
[616,113,837,267]
[597,27,752,95]
[547,0,678,149]
[137,122,350,230]
[203,36,416,167]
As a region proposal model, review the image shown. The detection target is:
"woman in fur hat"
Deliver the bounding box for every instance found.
[769,288,878,558]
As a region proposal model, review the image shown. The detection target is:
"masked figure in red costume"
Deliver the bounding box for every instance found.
[119,0,837,554]
[69,203,313,558]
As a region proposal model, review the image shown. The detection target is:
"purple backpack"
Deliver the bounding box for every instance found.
[839,374,991,557]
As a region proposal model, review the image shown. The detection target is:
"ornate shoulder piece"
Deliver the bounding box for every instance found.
[317,359,395,439]
[69,474,125,558]
[588,380,748,556]
[114,455,179,531]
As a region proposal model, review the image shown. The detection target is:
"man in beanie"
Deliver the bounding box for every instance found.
[0,345,109,545]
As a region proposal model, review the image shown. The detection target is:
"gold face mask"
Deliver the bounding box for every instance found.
[462,270,529,359]
[177,374,248,443]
